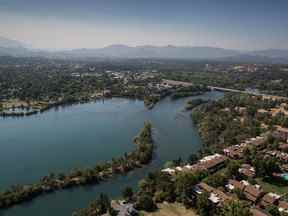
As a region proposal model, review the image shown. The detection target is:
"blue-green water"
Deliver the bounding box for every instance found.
[0,91,223,216]
[281,173,288,181]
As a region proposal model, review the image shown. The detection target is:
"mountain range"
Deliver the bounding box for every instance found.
[1,36,288,62]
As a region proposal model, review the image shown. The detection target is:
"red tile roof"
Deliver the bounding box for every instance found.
[197,182,233,205]
[279,201,288,211]
[198,182,214,193]
[239,164,256,178]
[260,193,280,207]
[227,179,246,191]
[244,185,264,203]
[279,143,288,152]
[199,155,227,170]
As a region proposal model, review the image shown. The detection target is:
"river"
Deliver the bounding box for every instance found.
[0,91,223,216]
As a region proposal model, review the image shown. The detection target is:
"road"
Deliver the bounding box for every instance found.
[162,79,288,100]
[208,86,288,100]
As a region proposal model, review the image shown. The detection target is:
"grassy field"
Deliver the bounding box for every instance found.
[143,203,198,216]
[256,178,288,195]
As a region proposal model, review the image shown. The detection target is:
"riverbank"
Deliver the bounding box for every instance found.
[171,86,210,100]
[0,92,222,216]
[0,96,110,118]
[0,122,153,210]
[0,84,209,118]
[72,92,288,216]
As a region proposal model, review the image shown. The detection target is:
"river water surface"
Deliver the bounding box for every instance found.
[0,91,223,216]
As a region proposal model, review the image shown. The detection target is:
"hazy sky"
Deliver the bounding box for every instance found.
[1,0,288,50]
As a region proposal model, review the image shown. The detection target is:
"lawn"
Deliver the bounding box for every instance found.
[142,202,198,216]
[256,177,288,195]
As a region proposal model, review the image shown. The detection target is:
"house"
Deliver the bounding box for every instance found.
[223,144,246,159]
[247,136,266,148]
[259,192,281,208]
[278,201,288,214]
[71,72,81,77]
[244,185,264,203]
[281,164,288,172]
[211,189,232,206]
[279,143,288,152]
[223,136,266,159]
[270,105,288,117]
[257,109,269,114]
[193,182,213,201]
[226,179,246,191]
[238,164,256,178]
[161,79,193,88]
[103,90,112,97]
[110,200,138,216]
[250,208,269,216]
[161,154,227,175]
[261,123,269,129]
[235,107,247,115]
[240,180,250,186]
[265,150,288,163]
[197,154,228,173]
[195,182,214,194]
[194,182,233,206]
[222,107,231,112]
[161,168,175,175]
[273,126,288,141]
[209,189,233,206]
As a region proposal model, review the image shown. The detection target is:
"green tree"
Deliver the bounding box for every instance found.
[196,191,213,216]
[163,161,175,168]
[253,156,280,177]
[175,172,199,199]
[122,187,134,202]
[266,205,280,216]
[188,153,199,164]
[234,188,245,200]
[218,200,252,216]
[135,193,157,212]
[226,160,241,178]
[204,172,228,188]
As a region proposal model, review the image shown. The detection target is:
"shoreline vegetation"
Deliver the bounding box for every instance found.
[0,95,149,118]
[72,92,288,216]
[190,93,269,150]
[144,85,210,110]
[144,95,161,110]
[0,93,160,118]
[0,94,112,118]
[0,122,153,210]
[0,86,209,117]
[185,99,209,111]
[170,86,209,100]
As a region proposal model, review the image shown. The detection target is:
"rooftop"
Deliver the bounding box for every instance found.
[279,201,288,213]
[244,185,264,202]
[260,192,281,207]
[226,179,246,191]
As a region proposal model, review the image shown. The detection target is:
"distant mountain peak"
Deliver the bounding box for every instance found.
[0,37,288,62]
[104,44,131,49]
[0,36,24,48]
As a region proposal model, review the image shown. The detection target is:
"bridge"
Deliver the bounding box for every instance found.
[161,79,288,101]
[208,86,288,101]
